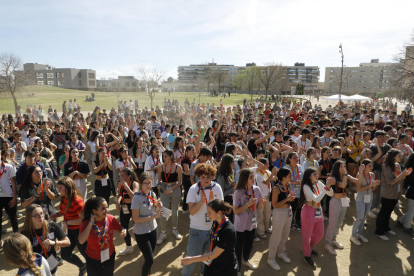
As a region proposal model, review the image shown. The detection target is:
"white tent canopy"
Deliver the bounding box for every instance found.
[346,94,373,101]
[325,94,350,101]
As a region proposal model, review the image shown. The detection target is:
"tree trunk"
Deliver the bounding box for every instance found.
[11,90,18,111]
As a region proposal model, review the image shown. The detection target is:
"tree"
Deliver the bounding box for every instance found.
[245,66,261,101]
[259,63,286,99]
[0,53,32,111]
[231,73,246,93]
[392,30,414,99]
[136,63,165,109]
[211,69,229,92]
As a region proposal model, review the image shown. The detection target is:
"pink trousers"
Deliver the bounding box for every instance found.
[301,204,325,257]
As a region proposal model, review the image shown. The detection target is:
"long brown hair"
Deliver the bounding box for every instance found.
[58,176,81,213]
[235,168,253,190]
[3,233,42,276]
[21,204,49,241]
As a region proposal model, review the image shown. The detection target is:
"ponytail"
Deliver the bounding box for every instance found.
[208,198,233,215]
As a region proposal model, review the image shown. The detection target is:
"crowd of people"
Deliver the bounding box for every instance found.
[0,95,414,276]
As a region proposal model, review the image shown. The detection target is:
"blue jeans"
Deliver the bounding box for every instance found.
[352,200,372,237]
[181,228,210,276]
[399,198,414,229]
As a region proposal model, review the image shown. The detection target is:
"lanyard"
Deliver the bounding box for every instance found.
[278,182,290,196]
[306,159,315,168]
[314,183,321,207]
[395,167,400,177]
[323,159,330,173]
[137,148,143,159]
[31,181,44,202]
[363,171,371,193]
[198,183,213,205]
[210,217,227,251]
[301,139,306,149]
[164,164,173,182]
[243,187,255,212]
[34,226,48,257]
[92,216,108,249]
[258,170,270,190]
[228,173,235,186]
[324,137,329,146]
[71,161,79,179]
[151,155,159,166]
[288,165,301,181]
[121,181,131,203]
[56,132,63,142]
[135,190,157,204]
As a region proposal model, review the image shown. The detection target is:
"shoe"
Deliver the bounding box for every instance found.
[237,272,241,276]
[303,256,316,268]
[277,252,291,264]
[324,216,329,221]
[172,229,182,240]
[396,220,404,228]
[267,258,281,271]
[56,256,64,266]
[367,211,377,219]
[17,213,23,218]
[356,233,369,243]
[266,229,272,234]
[259,233,267,239]
[157,232,167,244]
[118,245,134,255]
[388,230,396,236]
[253,236,260,242]
[182,210,188,214]
[376,234,389,241]
[291,225,296,231]
[325,244,337,255]
[3,214,9,220]
[242,259,257,269]
[79,264,87,276]
[332,240,344,249]
[294,225,302,232]
[372,208,380,214]
[406,228,414,237]
[350,236,361,245]
[311,249,318,257]
[396,203,403,209]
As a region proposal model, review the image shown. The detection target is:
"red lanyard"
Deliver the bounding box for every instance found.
[210,217,227,251]
[151,155,159,166]
[121,181,131,203]
[314,183,321,207]
[395,167,400,177]
[363,171,371,192]
[71,161,79,179]
[56,132,63,142]
[31,181,44,201]
[137,148,142,159]
[164,164,173,182]
[324,137,328,145]
[301,139,306,149]
[199,183,212,205]
[290,165,300,181]
[34,226,48,257]
[137,190,157,204]
[244,188,255,212]
[323,160,330,173]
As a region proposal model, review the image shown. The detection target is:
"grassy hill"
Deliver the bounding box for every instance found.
[0,86,250,114]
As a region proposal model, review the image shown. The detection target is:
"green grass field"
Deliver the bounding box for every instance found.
[0,86,252,114]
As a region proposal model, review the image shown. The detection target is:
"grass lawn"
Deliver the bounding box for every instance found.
[0,86,252,114]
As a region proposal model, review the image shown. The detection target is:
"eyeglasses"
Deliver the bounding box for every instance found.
[34,170,42,174]
[31,212,44,219]
[142,182,152,186]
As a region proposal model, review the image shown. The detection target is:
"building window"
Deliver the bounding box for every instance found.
[88,73,95,79]
[46,73,54,78]
[78,72,81,78]
[36,73,44,78]
[37,81,44,85]
[89,80,95,86]
[47,81,54,85]
[132,82,137,87]
[125,82,130,87]
[58,80,65,86]
[57,72,65,78]
[79,80,82,86]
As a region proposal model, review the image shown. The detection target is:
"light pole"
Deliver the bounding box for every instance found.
[339,43,344,108]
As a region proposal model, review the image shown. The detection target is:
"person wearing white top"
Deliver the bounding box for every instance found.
[301,168,334,268]
[256,160,278,238]
[144,145,164,194]
[0,154,18,240]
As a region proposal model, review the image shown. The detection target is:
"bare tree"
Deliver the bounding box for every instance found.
[392,30,414,99]
[137,63,166,109]
[0,53,32,111]
[259,63,286,98]
[211,69,229,92]
[245,66,261,101]
[231,73,246,93]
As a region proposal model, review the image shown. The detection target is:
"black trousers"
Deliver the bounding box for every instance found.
[135,228,157,276]
[119,203,132,246]
[290,198,302,226]
[94,179,112,205]
[54,149,63,175]
[204,263,238,276]
[86,252,115,276]
[0,197,18,240]
[182,175,191,211]
[235,229,255,272]
[61,228,86,269]
[134,162,145,179]
[375,197,398,235]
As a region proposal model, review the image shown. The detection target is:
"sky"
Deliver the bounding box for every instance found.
[1,0,414,82]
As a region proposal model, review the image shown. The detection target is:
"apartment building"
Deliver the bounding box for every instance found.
[285,63,319,90]
[24,63,96,90]
[96,76,147,92]
[324,59,394,95]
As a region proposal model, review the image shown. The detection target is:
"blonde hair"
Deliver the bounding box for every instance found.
[4,233,42,276]
[58,176,81,213]
[21,204,49,241]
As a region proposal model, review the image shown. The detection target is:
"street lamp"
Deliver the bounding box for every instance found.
[339,43,344,108]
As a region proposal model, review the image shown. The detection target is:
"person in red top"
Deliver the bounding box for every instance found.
[79,196,127,276]
[49,176,87,276]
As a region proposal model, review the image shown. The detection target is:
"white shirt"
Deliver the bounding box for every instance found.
[130,102,134,110]
[186,182,223,230]
[24,136,36,148]
[256,169,271,197]
[144,155,163,187]
[68,102,73,109]
[0,162,16,198]
[87,141,96,153]
[73,102,78,108]
[297,137,311,151]
[303,181,333,203]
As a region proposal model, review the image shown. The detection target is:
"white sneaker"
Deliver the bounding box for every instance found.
[376,234,389,241]
[172,229,182,240]
[253,237,260,242]
[388,230,396,236]
[267,258,281,271]
[118,246,134,255]
[259,233,267,239]
[242,259,257,269]
[395,203,403,209]
[356,233,369,243]
[332,240,344,249]
[277,252,291,264]
[325,244,337,255]
[266,229,272,234]
[17,213,23,218]
[367,211,377,219]
[350,236,361,245]
[372,208,380,214]
[157,232,167,244]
